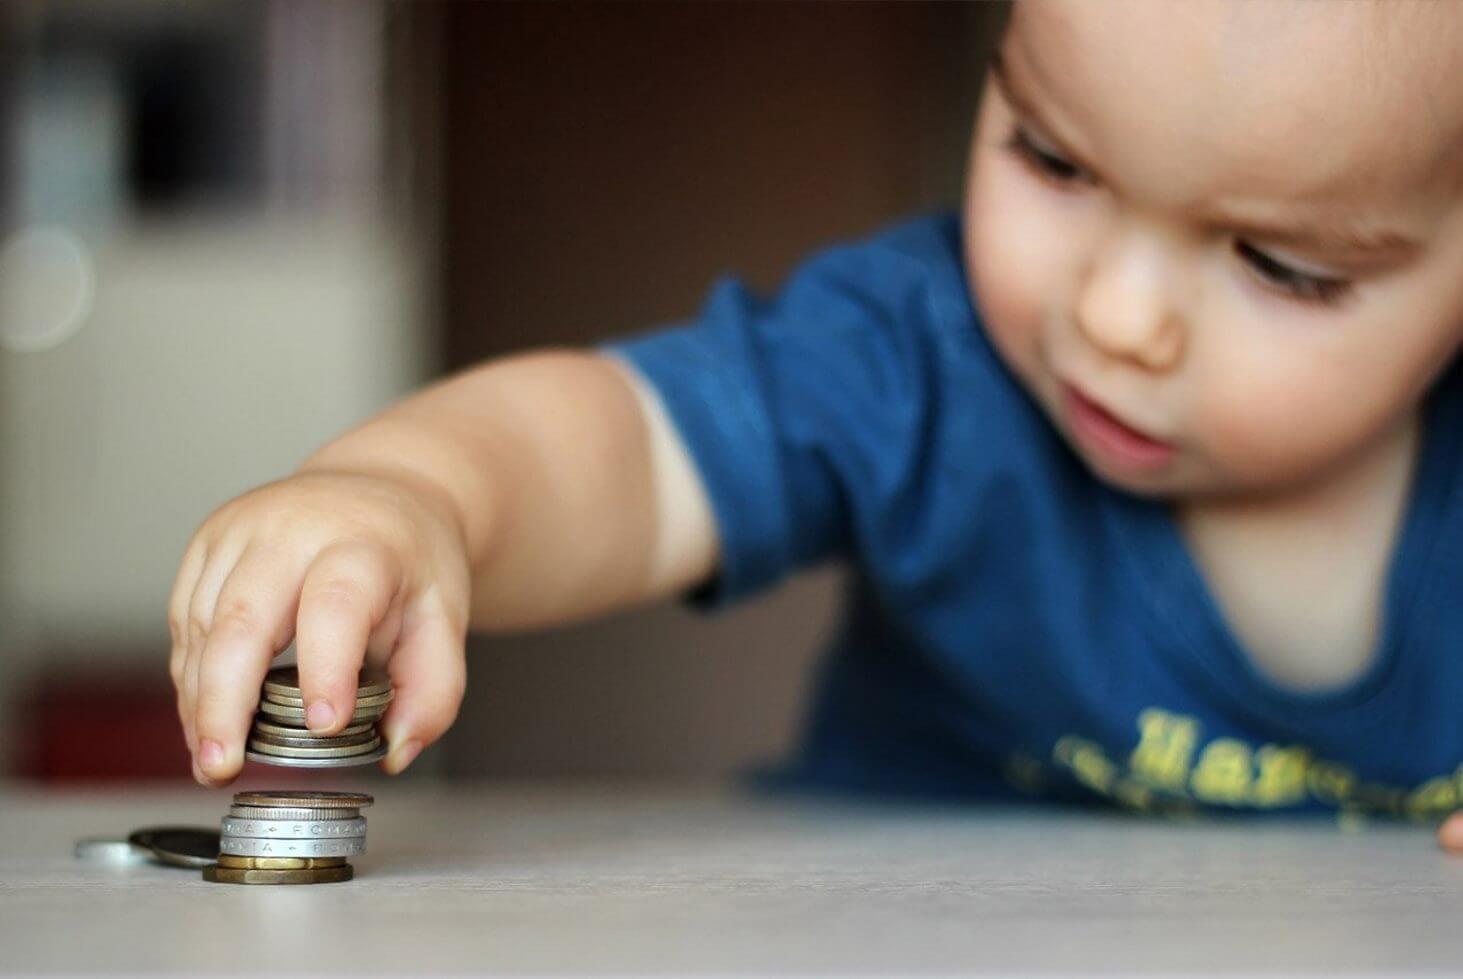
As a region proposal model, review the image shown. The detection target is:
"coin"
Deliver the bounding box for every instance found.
[251,718,374,739]
[128,827,221,869]
[227,805,361,821]
[216,855,348,870]
[249,729,380,750]
[263,666,391,699]
[219,836,365,858]
[233,790,374,810]
[73,837,153,866]
[263,689,393,710]
[221,816,367,838]
[203,864,354,885]
[257,700,387,724]
[246,744,389,768]
[248,736,382,759]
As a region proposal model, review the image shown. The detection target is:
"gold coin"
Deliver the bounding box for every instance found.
[216,855,347,870]
[203,864,354,885]
[233,790,374,810]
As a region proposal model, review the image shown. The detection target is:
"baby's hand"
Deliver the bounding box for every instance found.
[168,470,472,786]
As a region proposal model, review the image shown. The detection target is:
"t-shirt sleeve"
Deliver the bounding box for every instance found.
[601,215,971,608]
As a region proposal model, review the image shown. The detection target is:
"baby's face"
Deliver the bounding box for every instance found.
[964,0,1463,498]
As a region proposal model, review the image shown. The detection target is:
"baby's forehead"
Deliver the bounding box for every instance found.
[1014,0,1463,206]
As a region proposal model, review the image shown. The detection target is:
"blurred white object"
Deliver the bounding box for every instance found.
[0,225,95,353]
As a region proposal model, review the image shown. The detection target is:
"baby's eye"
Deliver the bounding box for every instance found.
[1234,241,1351,307]
[1005,126,1090,187]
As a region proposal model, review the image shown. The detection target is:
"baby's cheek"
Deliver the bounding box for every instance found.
[1191,361,1375,488]
[965,187,1051,385]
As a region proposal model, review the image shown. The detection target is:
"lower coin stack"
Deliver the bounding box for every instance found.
[202,790,372,885]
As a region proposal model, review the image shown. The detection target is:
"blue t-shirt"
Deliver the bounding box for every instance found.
[606,213,1463,819]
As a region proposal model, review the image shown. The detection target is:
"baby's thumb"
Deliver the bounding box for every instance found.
[379,610,467,774]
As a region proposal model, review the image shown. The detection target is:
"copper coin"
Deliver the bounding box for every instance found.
[203,864,354,885]
[216,855,348,870]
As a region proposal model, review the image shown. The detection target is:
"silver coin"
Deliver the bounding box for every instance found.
[74,837,153,866]
[251,718,374,739]
[249,729,380,750]
[234,790,373,809]
[219,835,365,858]
[228,805,361,821]
[257,700,387,724]
[263,665,391,699]
[221,816,367,838]
[246,744,389,768]
[248,736,382,759]
[263,689,393,710]
[265,690,389,709]
[128,827,221,869]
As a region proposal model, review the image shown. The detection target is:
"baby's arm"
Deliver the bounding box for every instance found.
[168,349,716,786]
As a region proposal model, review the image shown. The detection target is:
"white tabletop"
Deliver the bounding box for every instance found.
[1,780,1460,975]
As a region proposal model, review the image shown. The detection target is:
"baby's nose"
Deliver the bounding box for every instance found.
[1074,238,1186,372]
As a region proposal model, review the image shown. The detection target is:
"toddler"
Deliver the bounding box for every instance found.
[169,1,1463,850]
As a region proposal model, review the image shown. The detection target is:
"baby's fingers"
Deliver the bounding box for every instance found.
[1440,811,1463,854]
[194,547,304,783]
[167,540,206,694]
[294,542,401,737]
[180,542,247,763]
[167,540,208,757]
[380,606,467,775]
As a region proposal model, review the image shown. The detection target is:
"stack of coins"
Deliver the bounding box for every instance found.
[245,666,392,768]
[204,790,371,885]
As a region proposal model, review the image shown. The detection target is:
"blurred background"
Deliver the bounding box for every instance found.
[0,1,1005,784]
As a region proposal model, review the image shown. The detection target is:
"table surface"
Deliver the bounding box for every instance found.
[2,780,1460,976]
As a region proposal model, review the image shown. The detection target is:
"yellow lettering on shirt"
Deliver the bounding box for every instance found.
[1129,708,1200,792]
[1037,705,1458,820]
[1251,745,1311,808]
[1190,738,1253,805]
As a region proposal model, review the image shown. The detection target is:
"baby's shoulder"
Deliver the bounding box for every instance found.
[802,212,964,288]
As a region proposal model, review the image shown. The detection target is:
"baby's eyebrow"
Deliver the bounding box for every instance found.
[1203,211,1423,261]
[988,51,1423,263]
[988,50,1109,186]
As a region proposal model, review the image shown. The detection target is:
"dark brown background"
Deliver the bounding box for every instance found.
[435,2,1003,777]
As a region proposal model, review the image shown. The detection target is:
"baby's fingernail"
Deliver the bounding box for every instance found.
[388,739,421,774]
[306,701,336,731]
[200,739,224,770]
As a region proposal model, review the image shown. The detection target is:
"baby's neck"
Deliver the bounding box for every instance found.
[1174,411,1421,690]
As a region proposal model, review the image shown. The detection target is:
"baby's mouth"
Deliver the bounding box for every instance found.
[1061,383,1175,472]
